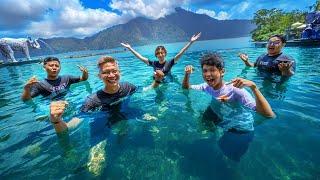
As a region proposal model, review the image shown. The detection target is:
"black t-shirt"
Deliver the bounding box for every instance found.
[81,82,137,112]
[254,53,296,75]
[31,75,81,99]
[148,58,175,75]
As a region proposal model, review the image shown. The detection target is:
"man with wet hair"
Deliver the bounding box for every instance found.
[183,53,274,161]
[183,53,275,119]
[49,56,139,133]
[21,56,88,101]
[239,34,295,77]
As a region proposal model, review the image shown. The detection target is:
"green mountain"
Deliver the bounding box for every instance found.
[33,7,255,55]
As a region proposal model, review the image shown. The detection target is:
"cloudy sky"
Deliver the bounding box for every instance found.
[0,0,315,38]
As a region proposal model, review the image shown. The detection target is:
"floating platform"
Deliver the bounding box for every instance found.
[0,59,43,68]
[254,39,320,48]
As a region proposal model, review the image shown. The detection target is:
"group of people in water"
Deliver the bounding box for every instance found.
[21,33,295,161]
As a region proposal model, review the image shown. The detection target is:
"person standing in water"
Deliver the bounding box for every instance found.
[21,56,88,101]
[121,32,201,87]
[238,34,295,77]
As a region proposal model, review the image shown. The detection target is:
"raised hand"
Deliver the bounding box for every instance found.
[230,77,256,89]
[24,76,39,89]
[77,65,88,73]
[77,65,88,81]
[184,65,194,75]
[278,61,293,73]
[238,53,249,62]
[120,43,131,49]
[154,70,165,82]
[50,101,68,123]
[190,32,201,42]
[217,94,230,102]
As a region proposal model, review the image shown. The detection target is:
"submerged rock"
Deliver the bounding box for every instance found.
[87,140,107,176]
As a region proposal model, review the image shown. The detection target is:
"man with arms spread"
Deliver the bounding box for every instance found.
[183,53,275,125]
[239,34,295,77]
[183,53,275,161]
[21,56,88,101]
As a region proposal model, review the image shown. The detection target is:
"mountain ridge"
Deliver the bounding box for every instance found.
[29,7,255,56]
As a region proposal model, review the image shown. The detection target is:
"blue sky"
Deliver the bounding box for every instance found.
[0,0,316,38]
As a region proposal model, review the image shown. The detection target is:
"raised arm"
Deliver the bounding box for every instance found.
[182,65,194,89]
[50,101,69,134]
[50,101,82,134]
[174,32,201,63]
[150,70,165,88]
[121,43,149,65]
[21,76,39,101]
[77,65,89,81]
[232,78,275,118]
[238,53,255,67]
[278,61,295,77]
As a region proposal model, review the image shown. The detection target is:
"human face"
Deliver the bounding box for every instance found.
[156,49,166,62]
[44,61,60,79]
[99,62,120,87]
[202,65,224,89]
[267,37,284,56]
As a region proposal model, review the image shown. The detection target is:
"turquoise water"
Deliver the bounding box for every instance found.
[1,37,320,179]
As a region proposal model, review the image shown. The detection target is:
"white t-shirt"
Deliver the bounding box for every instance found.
[191,83,256,131]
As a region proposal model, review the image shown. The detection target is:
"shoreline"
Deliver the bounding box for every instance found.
[0,49,127,68]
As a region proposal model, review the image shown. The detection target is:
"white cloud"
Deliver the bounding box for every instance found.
[0,0,190,38]
[0,0,124,38]
[216,11,230,20]
[195,8,230,20]
[0,0,59,29]
[227,1,252,19]
[238,2,250,13]
[109,0,187,19]
[196,9,216,18]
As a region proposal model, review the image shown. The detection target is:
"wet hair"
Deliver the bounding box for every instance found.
[43,57,60,65]
[155,46,167,57]
[269,34,286,44]
[97,56,118,69]
[200,53,224,70]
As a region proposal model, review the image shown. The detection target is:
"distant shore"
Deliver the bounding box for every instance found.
[0,48,127,67]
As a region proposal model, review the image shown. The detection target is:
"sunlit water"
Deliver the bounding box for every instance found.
[0,37,320,179]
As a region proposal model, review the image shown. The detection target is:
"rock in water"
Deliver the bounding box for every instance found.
[87,140,107,176]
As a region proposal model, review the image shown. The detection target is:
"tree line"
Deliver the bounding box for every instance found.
[251,0,319,41]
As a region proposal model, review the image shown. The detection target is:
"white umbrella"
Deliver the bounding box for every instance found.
[291,22,303,28]
[297,24,307,29]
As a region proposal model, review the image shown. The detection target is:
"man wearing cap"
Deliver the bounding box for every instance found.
[21,56,88,101]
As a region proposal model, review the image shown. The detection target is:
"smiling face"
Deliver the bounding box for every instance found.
[155,46,167,63]
[202,64,224,90]
[267,36,284,56]
[44,61,60,79]
[99,61,120,87]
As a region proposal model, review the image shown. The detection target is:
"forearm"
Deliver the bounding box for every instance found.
[182,74,191,89]
[244,60,254,67]
[151,81,161,88]
[51,118,68,134]
[81,72,88,81]
[21,88,32,101]
[250,86,275,118]
[281,69,294,77]
[174,41,192,62]
[128,47,149,64]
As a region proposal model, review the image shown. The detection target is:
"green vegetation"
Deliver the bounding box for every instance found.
[251,8,306,41]
[252,0,320,41]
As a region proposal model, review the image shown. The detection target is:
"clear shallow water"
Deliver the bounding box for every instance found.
[0,37,320,179]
